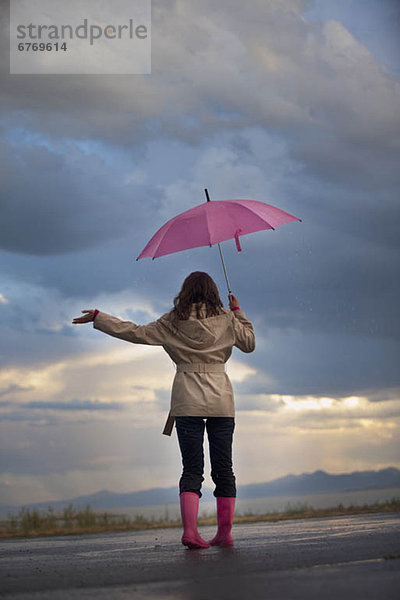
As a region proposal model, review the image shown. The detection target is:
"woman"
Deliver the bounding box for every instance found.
[73,271,255,549]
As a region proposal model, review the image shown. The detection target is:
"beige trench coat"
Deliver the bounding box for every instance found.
[93,305,255,435]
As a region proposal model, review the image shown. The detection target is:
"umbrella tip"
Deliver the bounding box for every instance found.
[204,188,210,202]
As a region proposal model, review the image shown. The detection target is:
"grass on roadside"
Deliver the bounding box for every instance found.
[1,497,399,539]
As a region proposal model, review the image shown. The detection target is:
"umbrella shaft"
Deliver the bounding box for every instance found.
[218,243,232,295]
[205,189,231,294]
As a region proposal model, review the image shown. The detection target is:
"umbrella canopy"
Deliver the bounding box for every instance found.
[137,197,300,260]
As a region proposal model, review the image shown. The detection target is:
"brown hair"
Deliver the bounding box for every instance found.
[172,272,223,320]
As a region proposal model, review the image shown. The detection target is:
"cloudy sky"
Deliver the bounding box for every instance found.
[1,0,399,506]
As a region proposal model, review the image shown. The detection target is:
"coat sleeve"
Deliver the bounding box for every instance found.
[93,311,168,346]
[231,309,256,353]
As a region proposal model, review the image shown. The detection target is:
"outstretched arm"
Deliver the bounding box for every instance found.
[72,309,167,346]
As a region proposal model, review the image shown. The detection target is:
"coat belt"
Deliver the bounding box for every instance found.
[162,363,226,436]
[176,363,226,373]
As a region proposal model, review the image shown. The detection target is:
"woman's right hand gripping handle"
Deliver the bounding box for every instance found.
[228,294,240,311]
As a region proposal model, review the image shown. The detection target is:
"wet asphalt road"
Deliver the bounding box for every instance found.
[0,512,399,599]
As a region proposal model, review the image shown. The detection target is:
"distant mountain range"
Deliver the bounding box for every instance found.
[1,467,399,515]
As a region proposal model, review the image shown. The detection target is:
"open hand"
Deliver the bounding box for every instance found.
[228,294,240,310]
[72,310,95,324]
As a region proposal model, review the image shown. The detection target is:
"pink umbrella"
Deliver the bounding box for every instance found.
[137,189,301,293]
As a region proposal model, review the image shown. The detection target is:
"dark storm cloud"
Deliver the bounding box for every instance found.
[0,140,160,255]
[233,330,400,397]
[233,221,400,343]
[1,0,398,154]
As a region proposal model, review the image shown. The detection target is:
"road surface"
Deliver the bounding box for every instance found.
[1,512,399,599]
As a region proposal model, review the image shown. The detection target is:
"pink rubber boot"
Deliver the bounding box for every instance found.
[180,492,210,549]
[209,497,235,547]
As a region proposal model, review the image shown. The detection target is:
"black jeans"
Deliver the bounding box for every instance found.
[175,416,236,498]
